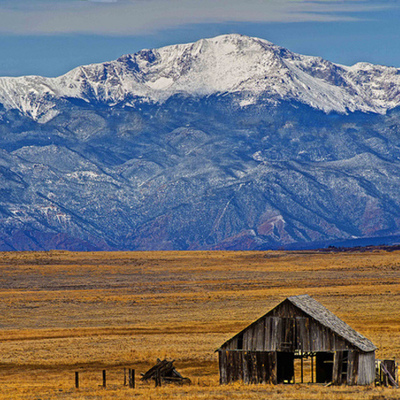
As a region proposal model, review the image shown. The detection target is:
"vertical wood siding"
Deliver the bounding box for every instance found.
[222,302,355,353]
[347,350,359,385]
[358,352,375,385]
[219,350,277,384]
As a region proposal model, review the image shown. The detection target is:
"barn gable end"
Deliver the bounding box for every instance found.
[220,295,376,353]
[218,294,376,386]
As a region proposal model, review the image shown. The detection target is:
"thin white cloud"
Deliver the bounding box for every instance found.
[0,0,394,35]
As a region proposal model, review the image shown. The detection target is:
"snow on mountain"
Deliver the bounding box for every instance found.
[2,35,400,251]
[1,34,400,122]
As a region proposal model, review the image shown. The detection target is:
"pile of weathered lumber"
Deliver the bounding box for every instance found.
[141,359,191,385]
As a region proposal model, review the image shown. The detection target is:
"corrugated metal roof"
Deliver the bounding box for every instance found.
[288,294,376,352]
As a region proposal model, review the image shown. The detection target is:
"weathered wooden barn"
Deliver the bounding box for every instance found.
[218,294,376,386]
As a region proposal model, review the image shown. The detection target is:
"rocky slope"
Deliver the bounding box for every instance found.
[1,34,400,250]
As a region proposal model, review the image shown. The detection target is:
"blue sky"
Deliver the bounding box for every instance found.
[0,0,399,77]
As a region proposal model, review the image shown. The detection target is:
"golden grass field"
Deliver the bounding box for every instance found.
[0,249,399,399]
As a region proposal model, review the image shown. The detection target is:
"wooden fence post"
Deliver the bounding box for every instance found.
[103,370,106,388]
[128,369,135,388]
[155,369,161,387]
[311,354,314,383]
[75,371,79,389]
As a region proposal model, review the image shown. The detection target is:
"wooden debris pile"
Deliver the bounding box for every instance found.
[141,359,191,386]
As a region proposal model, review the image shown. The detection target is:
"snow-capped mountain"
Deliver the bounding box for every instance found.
[1,34,400,123]
[1,34,400,251]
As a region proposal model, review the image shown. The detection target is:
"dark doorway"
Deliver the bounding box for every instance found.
[316,352,334,383]
[237,333,243,350]
[277,352,295,383]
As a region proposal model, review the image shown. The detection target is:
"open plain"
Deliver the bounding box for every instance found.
[0,249,399,399]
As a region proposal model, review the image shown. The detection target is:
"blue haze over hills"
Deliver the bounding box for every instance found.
[1,34,400,251]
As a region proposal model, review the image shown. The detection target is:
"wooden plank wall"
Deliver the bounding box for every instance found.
[347,350,359,385]
[223,317,350,352]
[332,350,342,385]
[332,351,375,386]
[220,348,373,386]
[222,302,352,353]
[358,352,376,385]
[331,350,361,385]
[219,350,276,384]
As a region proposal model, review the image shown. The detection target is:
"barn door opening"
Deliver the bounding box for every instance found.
[277,352,295,383]
[316,352,334,383]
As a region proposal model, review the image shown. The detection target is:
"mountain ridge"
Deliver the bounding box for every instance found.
[1,34,400,123]
[1,35,400,251]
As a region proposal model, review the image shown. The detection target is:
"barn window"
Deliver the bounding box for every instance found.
[237,333,243,349]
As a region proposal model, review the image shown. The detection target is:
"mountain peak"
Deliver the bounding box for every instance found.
[2,34,400,252]
[1,34,400,122]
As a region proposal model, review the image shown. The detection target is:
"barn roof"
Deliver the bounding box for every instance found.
[219,294,376,353]
[287,294,376,352]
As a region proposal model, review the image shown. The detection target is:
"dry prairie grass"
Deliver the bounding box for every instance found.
[0,250,399,399]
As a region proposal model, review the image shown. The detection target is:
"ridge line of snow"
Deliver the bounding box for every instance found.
[0,34,400,122]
